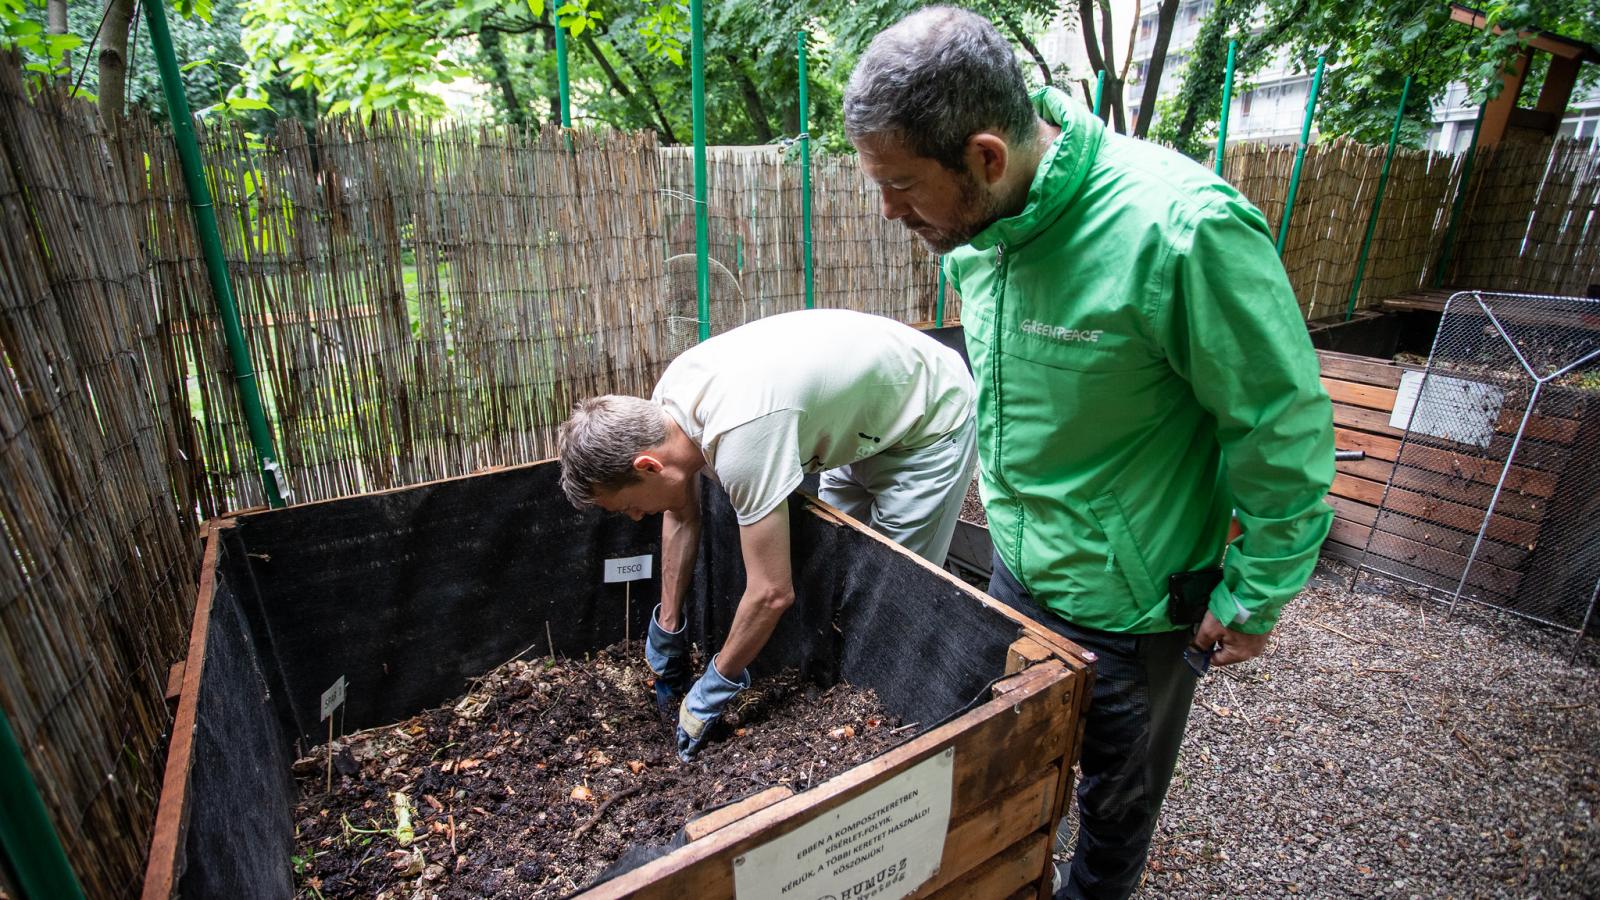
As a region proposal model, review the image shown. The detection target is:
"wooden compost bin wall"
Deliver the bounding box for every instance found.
[1317,349,1580,611]
[144,460,1092,900]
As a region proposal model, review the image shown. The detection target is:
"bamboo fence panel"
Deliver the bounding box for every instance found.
[1449,138,1600,295]
[1221,139,1465,319]
[659,147,950,328]
[0,64,198,899]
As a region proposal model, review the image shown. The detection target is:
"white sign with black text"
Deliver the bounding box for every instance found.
[603,555,653,583]
[732,746,954,900]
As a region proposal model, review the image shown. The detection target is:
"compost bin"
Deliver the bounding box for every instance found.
[142,459,1092,900]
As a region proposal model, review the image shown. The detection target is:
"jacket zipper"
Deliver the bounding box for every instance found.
[989,240,1026,577]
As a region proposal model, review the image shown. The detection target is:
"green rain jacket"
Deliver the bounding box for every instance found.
[946,87,1334,635]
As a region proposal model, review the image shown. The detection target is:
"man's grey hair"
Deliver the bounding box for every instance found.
[557,395,668,508]
[844,6,1037,171]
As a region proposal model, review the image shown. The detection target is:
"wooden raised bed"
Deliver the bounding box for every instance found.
[142,460,1092,900]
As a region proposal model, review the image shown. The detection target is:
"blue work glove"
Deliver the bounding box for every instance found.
[676,654,749,761]
[646,605,692,717]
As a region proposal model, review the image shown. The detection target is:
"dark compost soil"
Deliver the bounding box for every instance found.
[290,644,906,899]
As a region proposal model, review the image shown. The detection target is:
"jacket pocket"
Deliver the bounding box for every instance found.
[1089,491,1162,609]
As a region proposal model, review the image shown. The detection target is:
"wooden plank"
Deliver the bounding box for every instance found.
[1362,527,1522,598]
[1317,351,1408,389]
[1336,455,1399,483]
[142,521,230,900]
[1372,511,1529,572]
[1388,463,1548,520]
[1378,484,1539,548]
[924,830,1051,900]
[1005,637,1054,676]
[1331,472,1387,507]
[685,787,794,841]
[1333,402,1404,438]
[1334,427,1401,461]
[1322,377,1398,412]
[910,768,1058,897]
[585,662,1078,899]
[1327,494,1377,528]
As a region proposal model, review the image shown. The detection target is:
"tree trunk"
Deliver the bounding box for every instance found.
[46,0,68,79]
[580,32,658,134]
[610,38,678,143]
[480,27,526,128]
[725,52,774,142]
[1135,0,1181,136]
[1097,0,1126,132]
[97,0,137,126]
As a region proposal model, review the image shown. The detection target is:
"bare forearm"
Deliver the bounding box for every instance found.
[658,505,700,629]
[716,587,792,675]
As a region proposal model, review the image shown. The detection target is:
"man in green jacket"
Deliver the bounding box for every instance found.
[845,7,1334,899]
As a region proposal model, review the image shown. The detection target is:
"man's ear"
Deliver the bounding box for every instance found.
[632,454,665,474]
[966,132,1010,185]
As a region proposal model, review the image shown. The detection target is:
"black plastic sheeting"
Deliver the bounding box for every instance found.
[173,460,1022,897]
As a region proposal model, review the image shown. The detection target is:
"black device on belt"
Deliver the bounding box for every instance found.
[1167,566,1223,626]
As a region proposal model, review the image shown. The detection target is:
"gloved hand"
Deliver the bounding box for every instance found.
[645,605,691,717]
[676,654,749,761]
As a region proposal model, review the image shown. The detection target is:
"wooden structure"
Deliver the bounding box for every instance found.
[1451,4,1600,150]
[141,461,1093,900]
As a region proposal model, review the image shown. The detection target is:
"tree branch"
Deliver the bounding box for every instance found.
[1136,0,1181,137]
[580,31,657,134]
[609,37,679,143]
[479,26,526,129]
[725,52,774,142]
[1002,14,1052,85]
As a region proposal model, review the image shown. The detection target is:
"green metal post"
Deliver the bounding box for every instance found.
[0,709,86,900]
[1275,54,1325,257]
[145,0,285,507]
[1092,70,1105,116]
[935,259,946,327]
[1215,40,1238,176]
[798,31,814,310]
[691,0,709,341]
[1434,104,1486,287]
[553,13,571,128]
[1345,76,1412,320]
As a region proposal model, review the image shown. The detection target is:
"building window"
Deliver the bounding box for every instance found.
[1141,16,1154,39]
[1240,91,1253,117]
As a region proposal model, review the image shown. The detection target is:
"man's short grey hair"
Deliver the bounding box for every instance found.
[558,395,668,508]
[844,6,1037,171]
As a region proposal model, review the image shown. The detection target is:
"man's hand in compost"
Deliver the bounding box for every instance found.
[676,654,749,760]
[646,604,692,717]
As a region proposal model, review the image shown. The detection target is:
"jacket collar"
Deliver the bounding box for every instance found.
[968,86,1103,252]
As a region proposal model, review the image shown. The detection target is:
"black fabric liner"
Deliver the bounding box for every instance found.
[175,461,1022,897]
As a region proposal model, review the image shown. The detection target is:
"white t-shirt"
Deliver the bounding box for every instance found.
[652,309,975,525]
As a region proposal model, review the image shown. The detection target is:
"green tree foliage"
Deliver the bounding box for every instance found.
[1153,0,1600,157]
[3,0,254,119]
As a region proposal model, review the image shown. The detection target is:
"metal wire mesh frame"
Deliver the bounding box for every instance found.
[1353,290,1600,656]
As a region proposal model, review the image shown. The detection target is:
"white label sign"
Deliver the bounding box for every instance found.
[1390,370,1503,448]
[319,675,346,721]
[732,746,954,900]
[603,554,653,583]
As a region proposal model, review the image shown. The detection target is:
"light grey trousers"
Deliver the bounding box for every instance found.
[817,414,977,564]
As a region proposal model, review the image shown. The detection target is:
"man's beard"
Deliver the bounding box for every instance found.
[911,171,1007,254]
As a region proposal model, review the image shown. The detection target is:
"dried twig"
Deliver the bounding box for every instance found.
[1451,729,1487,768]
[1311,620,1367,643]
[573,785,644,839]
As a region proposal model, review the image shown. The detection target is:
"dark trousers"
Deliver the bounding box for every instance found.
[989,552,1201,900]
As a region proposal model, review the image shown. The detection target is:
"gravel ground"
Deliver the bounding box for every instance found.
[960,477,1599,896]
[1130,560,1600,898]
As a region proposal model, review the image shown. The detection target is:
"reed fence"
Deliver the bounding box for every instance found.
[0,65,198,898]
[2,63,1598,898]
